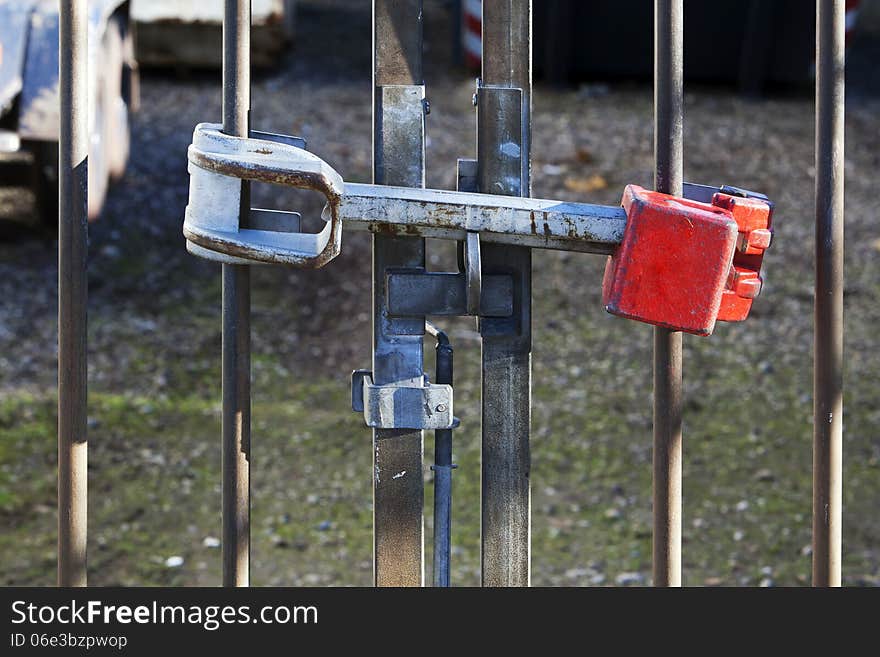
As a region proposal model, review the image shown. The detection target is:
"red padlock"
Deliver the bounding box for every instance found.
[711,192,773,322]
[602,185,739,336]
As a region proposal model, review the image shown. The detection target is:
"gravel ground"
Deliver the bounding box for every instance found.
[0,1,878,586]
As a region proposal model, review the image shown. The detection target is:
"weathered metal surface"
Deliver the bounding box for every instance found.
[184,123,342,267]
[602,185,739,336]
[813,0,844,588]
[478,0,532,588]
[341,182,626,253]
[465,231,482,315]
[221,0,251,589]
[478,85,524,197]
[352,370,454,430]
[183,123,627,264]
[371,0,426,588]
[386,271,513,317]
[653,0,684,588]
[457,157,478,194]
[57,0,88,588]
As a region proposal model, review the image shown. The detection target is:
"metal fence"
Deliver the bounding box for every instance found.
[56,0,845,587]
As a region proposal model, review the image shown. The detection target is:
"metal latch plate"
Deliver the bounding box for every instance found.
[351,370,454,430]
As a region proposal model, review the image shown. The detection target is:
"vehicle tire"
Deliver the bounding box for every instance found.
[30,141,59,231]
[283,0,297,41]
[88,78,109,221]
[103,15,130,181]
[88,14,131,220]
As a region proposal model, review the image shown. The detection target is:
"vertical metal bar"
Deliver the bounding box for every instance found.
[813,0,844,588]
[652,0,683,588]
[478,0,532,587]
[372,0,426,587]
[58,0,88,588]
[221,0,251,587]
[428,325,454,587]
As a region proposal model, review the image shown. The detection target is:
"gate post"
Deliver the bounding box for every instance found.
[478,0,532,587]
[652,0,684,588]
[371,0,426,587]
[58,0,89,588]
[221,0,252,587]
[813,0,844,588]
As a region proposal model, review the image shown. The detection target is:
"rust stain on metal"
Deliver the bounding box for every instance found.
[188,147,343,268]
[369,222,421,237]
[184,225,339,270]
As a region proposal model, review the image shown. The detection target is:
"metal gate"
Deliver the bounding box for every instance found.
[56,0,845,587]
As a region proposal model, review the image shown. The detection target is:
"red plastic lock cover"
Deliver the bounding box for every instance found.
[712,193,773,323]
[602,185,739,336]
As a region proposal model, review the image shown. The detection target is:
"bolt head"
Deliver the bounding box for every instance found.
[436,403,448,413]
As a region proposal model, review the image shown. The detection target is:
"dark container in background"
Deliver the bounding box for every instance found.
[530,0,825,92]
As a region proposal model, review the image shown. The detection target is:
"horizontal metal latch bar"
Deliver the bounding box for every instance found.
[338,183,627,255]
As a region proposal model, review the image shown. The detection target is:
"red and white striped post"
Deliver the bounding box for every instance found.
[462,0,482,70]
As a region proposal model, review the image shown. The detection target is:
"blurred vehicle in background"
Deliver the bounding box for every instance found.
[0,0,137,226]
[132,0,296,69]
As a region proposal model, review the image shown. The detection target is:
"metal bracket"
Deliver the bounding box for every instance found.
[249,129,306,150]
[457,158,478,193]
[184,122,343,268]
[351,369,455,430]
[682,181,772,206]
[386,270,513,317]
[477,84,525,197]
[248,208,301,232]
[183,123,628,266]
[465,231,482,316]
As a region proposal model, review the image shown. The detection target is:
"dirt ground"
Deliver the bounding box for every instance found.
[0,1,878,586]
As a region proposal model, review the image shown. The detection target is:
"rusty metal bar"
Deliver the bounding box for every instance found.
[221,0,251,587]
[479,0,532,587]
[652,0,683,587]
[340,183,625,252]
[372,0,426,587]
[813,0,844,588]
[57,0,88,588]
